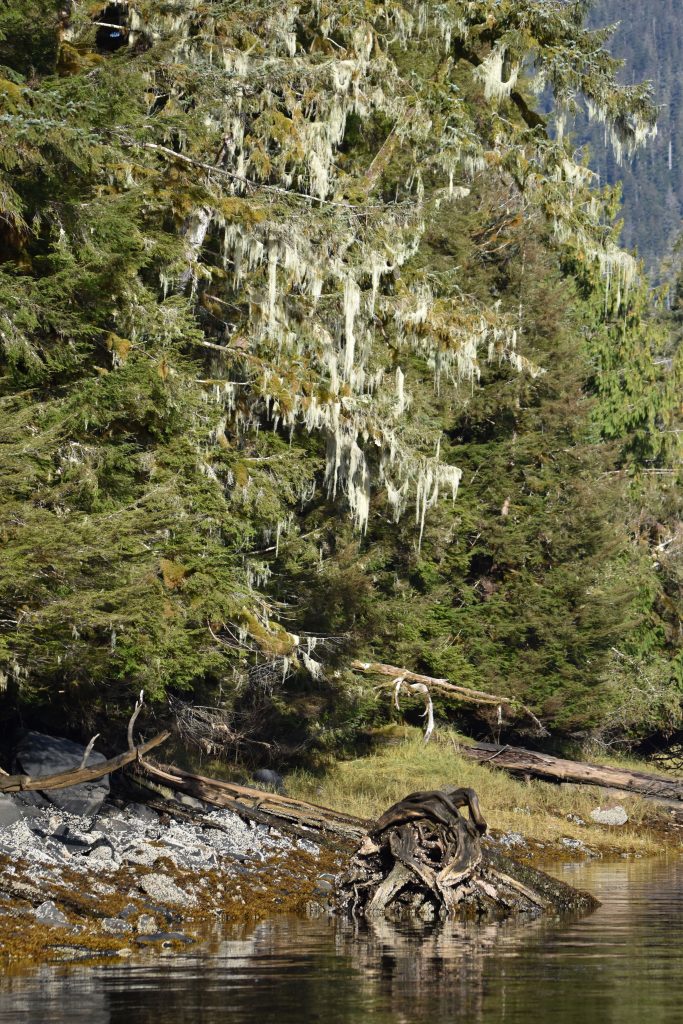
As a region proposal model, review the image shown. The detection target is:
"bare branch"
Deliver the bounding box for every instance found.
[393,677,434,743]
[0,732,170,795]
[352,659,547,735]
[78,734,100,770]
[127,690,144,751]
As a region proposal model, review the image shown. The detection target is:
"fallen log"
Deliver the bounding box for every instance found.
[136,759,369,845]
[460,741,683,805]
[0,731,170,795]
[351,660,547,735]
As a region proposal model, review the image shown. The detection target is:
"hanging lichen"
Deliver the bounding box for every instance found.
[0,0,666,722]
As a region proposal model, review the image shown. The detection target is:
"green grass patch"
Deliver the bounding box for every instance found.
[288,728,668,858]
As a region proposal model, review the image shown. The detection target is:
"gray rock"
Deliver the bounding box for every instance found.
[175,794,206,812]
[15,732,110,816]
[0,795,22,828]
[117,904,139,920]
[566,814,586,826]
[159,839,218,870]
[121,843,164,867]
[14,804,44,823]
[87,844,118,866]
[139,873,196,907]
[142,903,175,925]
[101,917,132,935]
[224,851,249,863]
[43,842,73,864]
[560,837,585,849]
[125,802,159,825]
[34,900,69,927]
[51,824,115,861]
[93,816,131,837]
[12,790,51,810]
[51,823,98,848]
[590,805,629,826]
[136,914,159,935]
[252,769,286,794]
[498,832,526,848]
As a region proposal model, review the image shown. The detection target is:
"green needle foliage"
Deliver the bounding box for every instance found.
[0,0,679,754]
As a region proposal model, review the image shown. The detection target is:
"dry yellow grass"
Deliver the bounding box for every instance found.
[288,728,670,858]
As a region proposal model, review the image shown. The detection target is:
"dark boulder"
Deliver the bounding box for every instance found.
[252,768,286,794]
[15,732,110,816]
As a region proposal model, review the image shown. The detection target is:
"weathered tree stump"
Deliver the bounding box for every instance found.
[338,787,599,922]
[338,787,488,922]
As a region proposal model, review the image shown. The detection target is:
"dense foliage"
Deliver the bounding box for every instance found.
[0,0,680,760]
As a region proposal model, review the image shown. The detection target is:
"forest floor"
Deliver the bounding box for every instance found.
[288,728,683,862]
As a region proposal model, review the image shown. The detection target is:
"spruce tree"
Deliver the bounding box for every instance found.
[0,1,675,749]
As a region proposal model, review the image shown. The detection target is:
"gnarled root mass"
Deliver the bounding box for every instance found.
[337,788,599,923]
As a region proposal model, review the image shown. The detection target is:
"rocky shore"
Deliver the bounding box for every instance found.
[0,789,341,964]
[0,790,603,966]
[0,730,342,964]
[0,732,604,965]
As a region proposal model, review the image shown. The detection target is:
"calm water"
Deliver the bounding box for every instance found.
[2,857,683,1024]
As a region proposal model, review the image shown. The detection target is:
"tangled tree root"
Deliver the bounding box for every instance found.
[337,787,598,923]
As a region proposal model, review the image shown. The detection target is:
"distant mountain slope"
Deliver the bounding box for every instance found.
[587,1,682,272]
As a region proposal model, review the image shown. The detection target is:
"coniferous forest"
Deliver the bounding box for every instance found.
[0,0,681,768]
[587,0,683,274]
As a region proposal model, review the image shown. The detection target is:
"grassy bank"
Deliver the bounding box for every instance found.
[288,728,678,860]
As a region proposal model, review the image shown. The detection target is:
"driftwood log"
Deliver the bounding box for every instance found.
[135,759,368,847]
[0,731,170,795]
[338,787,598,922]
[351,660,547,735]
[460,742,683,816]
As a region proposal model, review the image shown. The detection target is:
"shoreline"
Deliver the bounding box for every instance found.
[0,794,342,966]
[2,728,681,967]
[0,785,667,968]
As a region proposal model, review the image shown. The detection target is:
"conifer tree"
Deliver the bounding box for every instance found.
[0,1,674,747]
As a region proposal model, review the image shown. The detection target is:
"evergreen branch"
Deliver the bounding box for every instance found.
[452,41,547,133]
[127,140,369,210]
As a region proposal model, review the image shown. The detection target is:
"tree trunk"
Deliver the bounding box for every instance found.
[460,741,683,808]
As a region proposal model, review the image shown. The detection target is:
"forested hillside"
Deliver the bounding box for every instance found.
[588,0,682,271]
[0,1,681,765]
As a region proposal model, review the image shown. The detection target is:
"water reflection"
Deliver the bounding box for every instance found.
[2,857,683,1024]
